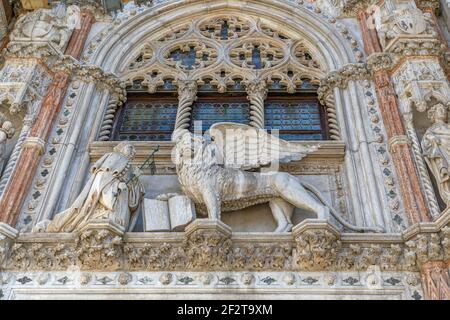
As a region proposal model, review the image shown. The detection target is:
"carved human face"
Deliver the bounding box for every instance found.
[116,143,136,158]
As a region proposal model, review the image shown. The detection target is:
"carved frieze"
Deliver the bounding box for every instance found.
[3,218,450,273]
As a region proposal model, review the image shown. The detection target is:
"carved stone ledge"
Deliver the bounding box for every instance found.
[385,38,445,57]
[415,0,441,14]
[3,217,450,273]
[74,219,125,271]
[89,141,346,174]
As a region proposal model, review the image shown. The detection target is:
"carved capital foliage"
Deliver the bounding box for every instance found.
[318,63,370,103]
[366,53,396,73]
[293,223,341,271]
[2,220,450,273]
[184,220,232,270]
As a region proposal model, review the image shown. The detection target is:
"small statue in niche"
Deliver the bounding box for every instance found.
[0,113,15,174]
[33,142,145,233]
[422,103,450,206]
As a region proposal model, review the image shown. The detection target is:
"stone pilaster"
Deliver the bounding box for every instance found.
[0,10,95,227]
[358,10,431,225]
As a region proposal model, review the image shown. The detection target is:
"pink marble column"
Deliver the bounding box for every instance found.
[0,10,95,226]
[358,10,430,225]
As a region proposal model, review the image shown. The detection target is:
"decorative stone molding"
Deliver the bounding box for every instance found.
[97,94,125,141]
[375,7,441,54]
[317,63,370,103]
[366,52,396,73]
[0,222,18,269]
[74,219,125,271]
[184,219,232,270]
[292,220,341,271]
[3,213,450,273]
[10,7,78,53]
[415,0,441,13]
[0,270,425,300]
[388,135,411,154]
[22,137,46,155]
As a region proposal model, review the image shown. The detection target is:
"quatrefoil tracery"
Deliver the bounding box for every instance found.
[121,15,326,93]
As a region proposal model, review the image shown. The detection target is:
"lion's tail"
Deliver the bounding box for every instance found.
[301,181,384,233]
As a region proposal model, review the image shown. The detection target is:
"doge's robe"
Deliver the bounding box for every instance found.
[44,151,144,233]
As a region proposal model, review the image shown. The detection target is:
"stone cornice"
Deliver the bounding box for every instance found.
[3,41,126,99]
[52,55,126,99]
[0,215,449,272]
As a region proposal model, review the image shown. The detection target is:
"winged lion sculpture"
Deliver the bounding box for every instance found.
[171,123,383,233]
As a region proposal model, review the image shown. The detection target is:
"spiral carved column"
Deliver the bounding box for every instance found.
[0,117,32,196]
[97,94,123,141]
[323,95,341,140]
[403,113,441,217]
[174,81,198,131]
[246,80,268,129]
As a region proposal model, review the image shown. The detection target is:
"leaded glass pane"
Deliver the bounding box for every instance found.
[190,101,250,132]
[116,100,177,141]
[265,100,324,140]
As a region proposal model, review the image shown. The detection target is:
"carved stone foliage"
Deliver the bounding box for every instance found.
[184,229,232,270]
[75,229,123,271]
[3,220,450,273]
[119,15,326,93]
[317,63,370,103]
[392,59,449,113]
[294,229,341,271]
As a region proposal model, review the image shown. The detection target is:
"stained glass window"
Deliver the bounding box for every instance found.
[264,97,327,140]
[114,96,177,141]
[190,97,250,132]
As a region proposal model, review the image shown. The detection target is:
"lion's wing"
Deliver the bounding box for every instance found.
[207,122,319,170]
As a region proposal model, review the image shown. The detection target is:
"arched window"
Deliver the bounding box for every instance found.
[110,15,331,142]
